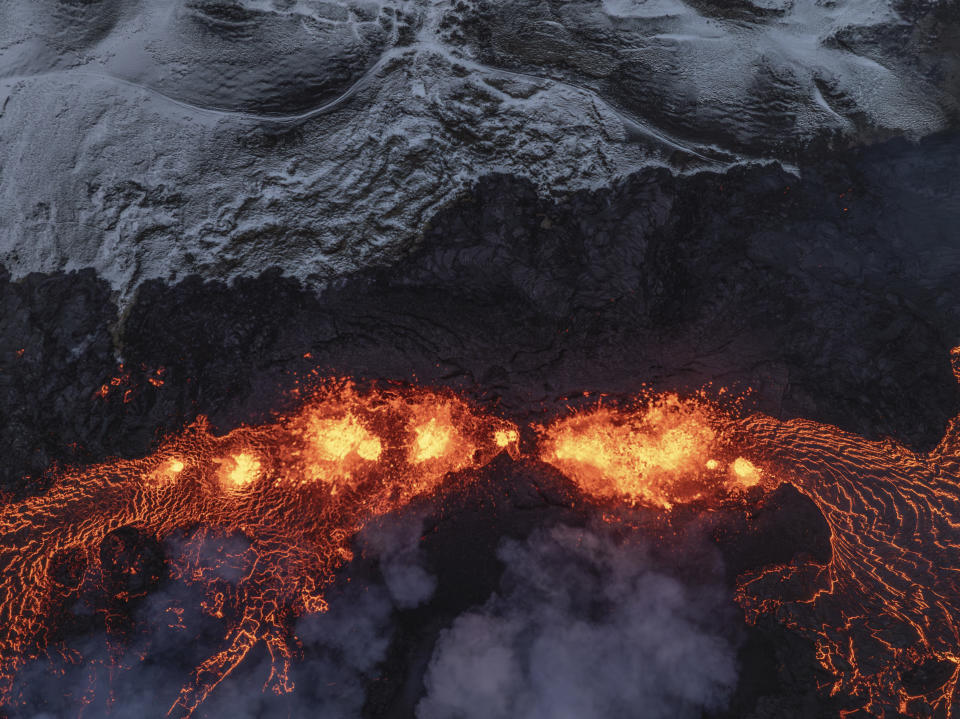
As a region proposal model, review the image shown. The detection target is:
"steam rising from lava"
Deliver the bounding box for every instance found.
[0,382,517,717]
[417,524,738,719]
[3,372,960,717]
[541,390,960,716]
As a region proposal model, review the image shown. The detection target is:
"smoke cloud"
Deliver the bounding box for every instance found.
[10,516,738,718]
[417,524,739,719]
[359,508,438,610]
[10,510,438,719]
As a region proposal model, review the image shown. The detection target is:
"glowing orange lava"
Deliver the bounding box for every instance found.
[540,384,960,716]
[729,411,960,717]
[495,429,519,448]
[218,452,262,491]
[149,457,186,487]
[0,382,517,717]
[728,456,762,490]
[538,394,750,509]
[4,368,960,718]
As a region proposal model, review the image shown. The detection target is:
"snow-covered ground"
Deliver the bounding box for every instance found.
[0,0,954,301]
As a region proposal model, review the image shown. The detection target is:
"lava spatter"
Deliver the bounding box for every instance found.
[536,383,960,716]
[6,374,960,718]
[0,381,517,717]
[538,393,760,509]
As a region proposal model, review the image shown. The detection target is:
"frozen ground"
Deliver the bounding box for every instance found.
[0,0,956,301]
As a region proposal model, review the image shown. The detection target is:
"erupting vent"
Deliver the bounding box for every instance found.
[2,374,960,716]
[0,382,517,716]
[538,393,760,509]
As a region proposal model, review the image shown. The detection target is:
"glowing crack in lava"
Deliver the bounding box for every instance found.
[538,387,960,716]
[0,382,518,717]
[5,373,960,717]
[731,412,960,717]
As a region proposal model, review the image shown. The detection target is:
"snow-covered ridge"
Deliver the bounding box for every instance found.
[0,0,954,301]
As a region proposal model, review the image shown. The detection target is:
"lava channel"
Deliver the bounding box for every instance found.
[5,374,960,718]
[0,381,517,717]
[537,386,960,717]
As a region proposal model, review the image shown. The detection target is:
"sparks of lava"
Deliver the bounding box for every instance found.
[538,393,760,509]
[0,381,518,717]
[5,371,960,719]
[541,384,960,717]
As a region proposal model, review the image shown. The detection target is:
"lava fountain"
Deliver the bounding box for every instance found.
[537,384,960,717]
[538,392,762,509]
[0,381,518,717]
[4,372,960,718]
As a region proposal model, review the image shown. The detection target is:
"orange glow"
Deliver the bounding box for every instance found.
[537,374,960,716]
[6,366,960,718]
[412,418,453,463]
[402,402,481,487]
[727,456,761,489]
[219,452,261,491]
[149,457,185,487]
[727,371,960,717]
[303,413,382,462]
[495,429,519,447]
[0,381,517,717]
[727,409,960,716]
[289,411,384,492]
[539,394,721,509]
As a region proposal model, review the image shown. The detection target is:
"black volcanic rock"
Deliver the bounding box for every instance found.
[3,132,960,718]
[0,267,117,492]
[6,134,959,494]
[712,484,832,583]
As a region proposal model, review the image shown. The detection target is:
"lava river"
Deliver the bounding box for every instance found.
[2,377,960,717]
[0,382,518,717]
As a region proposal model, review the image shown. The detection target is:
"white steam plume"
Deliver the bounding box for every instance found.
[417,524,738,719]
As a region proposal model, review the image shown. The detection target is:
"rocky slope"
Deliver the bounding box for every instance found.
[0,0,956,301]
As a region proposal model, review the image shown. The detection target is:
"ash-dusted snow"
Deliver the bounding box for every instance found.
[0,0,954,301]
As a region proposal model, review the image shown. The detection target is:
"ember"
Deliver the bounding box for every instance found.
[0,382,517,717]
[3,371,960,717]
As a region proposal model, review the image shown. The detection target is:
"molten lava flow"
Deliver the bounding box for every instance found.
[7,371,960,718]
[0,382,517,717]
[495,428,519,448]
[219,452,262,491]
[539,394,759,509]
[538,383,960,716]
[727,456,762,491]
[729,412,960,717]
